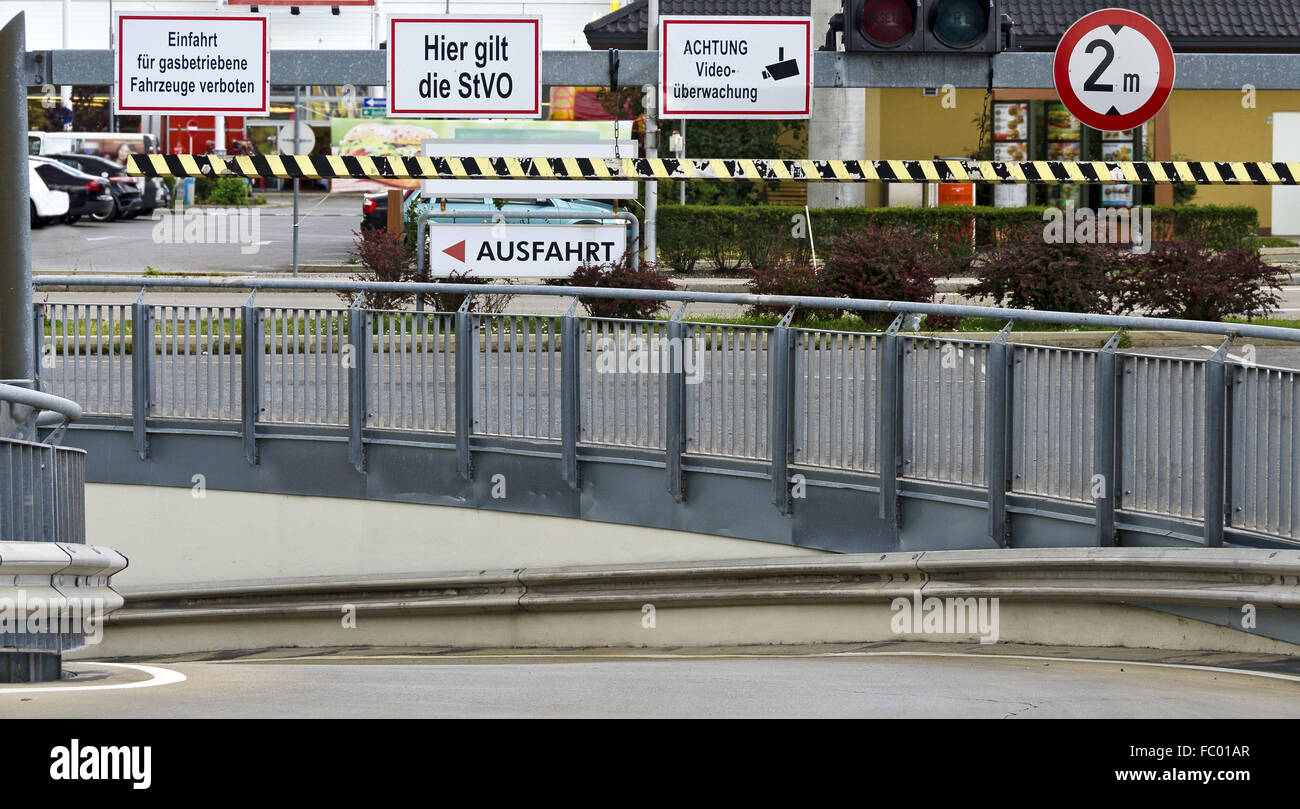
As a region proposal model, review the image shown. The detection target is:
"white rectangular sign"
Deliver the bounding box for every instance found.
[429,223,628,278]
[660,15,812,120]
[388,16,542,118]
[421,139,638,200]
[115,15,269,115]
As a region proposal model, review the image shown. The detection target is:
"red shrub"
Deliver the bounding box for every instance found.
[562,257,679,319]
[745,253,835,322]
[343,228,415,310]
[968,225,1129,315]
[822,224,961,328]
[1124,242,1286,321]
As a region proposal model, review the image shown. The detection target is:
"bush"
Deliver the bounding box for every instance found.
[745,253,835,322]
[203,176,250,206]
[1124,242,1285,321]
[193,174,216,202]
[342,228,414,310]
[656,204,1260,273]
[969,225,1130,315]
[428,272,514,314]
[1151,205,1259,249]
[822,224,961,328]
[657,213,705,273]
[557,257,679,319]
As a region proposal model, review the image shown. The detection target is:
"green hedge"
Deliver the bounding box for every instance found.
[657,204,1260,271]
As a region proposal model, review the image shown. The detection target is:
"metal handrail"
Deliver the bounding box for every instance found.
[0,382,82,425]
[32,275,1300,345]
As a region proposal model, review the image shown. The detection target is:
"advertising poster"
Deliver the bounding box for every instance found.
[993,141,1029,207]
[328,118,625,192]
[1101,140,1136,207]
[1046,102,1081,141]
[993,102,1029,142]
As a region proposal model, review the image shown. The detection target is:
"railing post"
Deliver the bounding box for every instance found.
[561,299,582,489]
[241,291,261,466]
[769,306,797,514]
[986,323,1014,547]
[665,303,688,502]
[1204,335,1234,548]
[878,315,905,529]
[454,296,475,481]
[1093,329,1124,546]
[131,290,151,460]
[30,302,43,389]
[347,296,369,473]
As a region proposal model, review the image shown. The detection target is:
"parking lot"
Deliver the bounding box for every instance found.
[29,191,360,274]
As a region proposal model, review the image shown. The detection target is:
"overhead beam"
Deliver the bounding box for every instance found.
[25,49,1300,91]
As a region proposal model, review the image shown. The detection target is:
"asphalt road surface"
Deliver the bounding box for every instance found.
[30,192,361,274]
[3,649,1298,718]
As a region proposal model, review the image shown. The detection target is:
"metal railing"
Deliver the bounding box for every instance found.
[1,383,85,544]
[30,276,1300,549]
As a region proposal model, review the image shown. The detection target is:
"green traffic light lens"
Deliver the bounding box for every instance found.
[932,0,988,47]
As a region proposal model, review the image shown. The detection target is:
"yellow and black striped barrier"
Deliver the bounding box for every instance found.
[127,154,1300,185]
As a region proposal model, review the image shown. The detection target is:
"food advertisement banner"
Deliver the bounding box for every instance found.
[328,118,624,192]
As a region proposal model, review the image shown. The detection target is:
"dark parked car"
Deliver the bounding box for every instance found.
[46,153,151,221]
[29,157,113,222]
[361,189,415,231]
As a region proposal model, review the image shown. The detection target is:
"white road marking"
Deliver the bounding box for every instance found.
[84,236,119,241]
[1198,345,1255,364]
[215,650,1300,684]
[0,662,186,695]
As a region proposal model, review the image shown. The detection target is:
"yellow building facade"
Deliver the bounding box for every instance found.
[860,87,1300,233]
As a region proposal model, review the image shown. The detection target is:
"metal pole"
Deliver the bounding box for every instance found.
[643,0,659,263]
[878,315,905,531]
[986,324,1014,547]
[1204,337,1232,548]
[0,14,33,388]
[60,0,71,122]
[292,84,301,277]
[678,119,686,206]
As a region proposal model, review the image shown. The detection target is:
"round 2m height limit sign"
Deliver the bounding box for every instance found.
[1053,8,1175,132]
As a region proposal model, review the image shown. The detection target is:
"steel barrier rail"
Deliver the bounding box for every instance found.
[127,154,1300,185]
[32,276,1300,345]
[98,548,1300,658]
[29,278,1300,552]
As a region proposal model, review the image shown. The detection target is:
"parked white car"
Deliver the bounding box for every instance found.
[29,164,69,228]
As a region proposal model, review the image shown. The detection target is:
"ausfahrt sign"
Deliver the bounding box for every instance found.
[1053,8,1175,132]
[429,223,628,278]
[659,15,812,120]
[115,15,269,115]
[388,16,542,118]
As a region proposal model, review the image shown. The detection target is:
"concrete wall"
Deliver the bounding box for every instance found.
[807,0,866,209]
[85,483,825,590]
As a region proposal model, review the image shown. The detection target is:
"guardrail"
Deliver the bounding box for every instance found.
[1,384,85,545]
[99,547,1300,658]
[30,276,1300,552]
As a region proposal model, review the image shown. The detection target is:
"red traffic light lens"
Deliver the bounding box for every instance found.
[860,0,915,47]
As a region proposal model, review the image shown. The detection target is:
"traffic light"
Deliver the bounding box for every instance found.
[836,0,1007,54]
